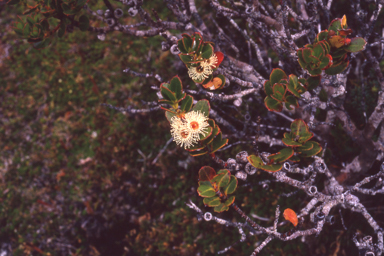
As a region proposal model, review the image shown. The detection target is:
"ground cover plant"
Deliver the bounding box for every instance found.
[1,0,384,255]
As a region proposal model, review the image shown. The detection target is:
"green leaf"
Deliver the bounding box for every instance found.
[328,18,342,32]
[180,95,193,112]
[199,126,212,140]
[268,147,294,163]
[290,119,313,143]
[211,169,230,188]
[160,85,177,102]
[189,149,208,157]
[224,196,235,206]
[272,83,286,102]
[313,42,325,59]
[79,15,89,31]
[344,37,366,52]
[297,49,307,68]
[210,132,228,153]
[197,183,216,197]
[259,164,283,172]
[201,125,219,145]
[169,76,183,100]
[247,155,264,168]
[264,96,283,112]
[178,53,194,63]
[165,111,176,123]
[177,38,188,53]
[307,75,321,91]
[204,196,221,207]
[181,34,193,51]
[302,48,314,63]
[287,74,305,98]
[325,60,349,75]
[201,44,213,59]
[214,203,229,213]
[199,166,216,181]
[319,55,330,69]
[223,175,237,195]
[270,68,287,85]
[186,143,205,151]
[191,32,203,53]
[191,99,210,116]
[297,141,314,152]
[282,138,302,147]
[299,141,322,157]
[316,31,329,43]
[264,80,273,96]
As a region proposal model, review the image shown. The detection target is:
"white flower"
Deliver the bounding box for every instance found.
[188,64,213,81]
[184,110,209,138]
[201,54,218,69]
[170,111,209,149]
[170,116,199,149]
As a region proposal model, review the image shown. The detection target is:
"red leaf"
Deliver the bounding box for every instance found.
[215,51,224,68]
[283,208,298,227]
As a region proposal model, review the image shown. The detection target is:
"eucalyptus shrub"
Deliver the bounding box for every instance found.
[5,0,384,255]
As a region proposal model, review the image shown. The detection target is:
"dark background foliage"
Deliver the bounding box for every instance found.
[1,0,384,255]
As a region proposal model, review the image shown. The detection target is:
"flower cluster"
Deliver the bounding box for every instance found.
[170,110,209,149]
[187,54,218,81]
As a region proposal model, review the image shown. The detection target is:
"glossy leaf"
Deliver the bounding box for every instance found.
[201,44,213,59]
[285,95,299,110]
[211,169,230,188]
[169,76,183,98]
[287,74,301,98]
[297,141,314,152]
[344,37,366,52]
[224,196,235,206]
[264,80,273,96]
[204,196,221,206]
[283,208,298,227]
[223,175,237,195]
[267,147,294,163]
[210,132,228,153]
[198,166,216,181]
[299,141,322,157]
[178,53,194,63]
[160,85,177,102]
[201,125,219,145]
[270,68,287,85]
[282,137,302,147]
[214,203,229,213]
[316,30,329,42]
[328,18,342,32]
[191,99,210,116]
[271,83,286,102]
[265,96,283,112]
[180,95,193,112]
[325,60,349,75]
[189,149,209,157]
[259,164,283,172]
[181,33,193,51]
[177,38,188,53]
[247,155,264,169]
[197,181,216,197]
